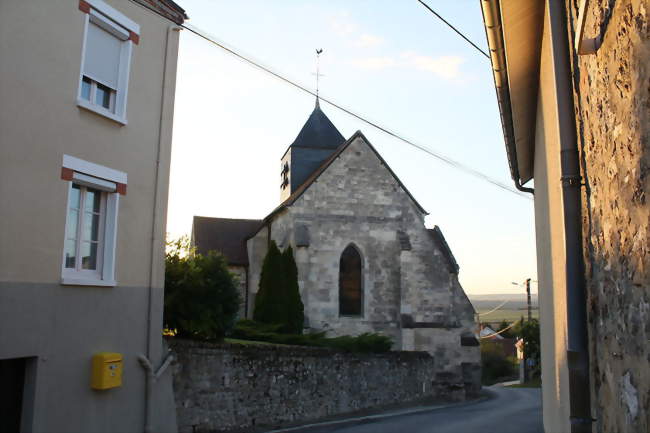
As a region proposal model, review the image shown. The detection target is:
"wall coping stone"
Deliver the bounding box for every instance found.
[168,338,433,361]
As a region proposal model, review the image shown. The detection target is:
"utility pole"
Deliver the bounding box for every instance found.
[526,278,532,322]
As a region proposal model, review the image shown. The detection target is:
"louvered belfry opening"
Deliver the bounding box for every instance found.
[339,245,362,316]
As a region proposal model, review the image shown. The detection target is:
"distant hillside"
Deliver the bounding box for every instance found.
[468,293,539,323]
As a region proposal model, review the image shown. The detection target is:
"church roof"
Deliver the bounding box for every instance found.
[289,103,345,150]
[192,216,263,266]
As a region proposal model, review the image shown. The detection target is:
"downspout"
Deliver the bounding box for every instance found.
[138,353,175,433]
[547,1,593,432]
[141,24,182,433]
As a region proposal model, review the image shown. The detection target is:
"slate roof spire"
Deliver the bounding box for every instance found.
[289,103,345,150]
[280,104,346,201]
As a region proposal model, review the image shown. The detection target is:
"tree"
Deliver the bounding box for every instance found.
[253,242,305,333]
[497,319,515,338]
[164,237,240,340]
[517,319,541,378]
[282,246,304,333]
[253,241,287,326]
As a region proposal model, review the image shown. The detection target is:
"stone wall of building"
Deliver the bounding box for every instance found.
[228,265,247,319]
[170,339,472,433]
[567,1,649,431]
[244,229,267,319]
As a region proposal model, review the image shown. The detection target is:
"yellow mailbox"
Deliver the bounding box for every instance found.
[91,352,123,390]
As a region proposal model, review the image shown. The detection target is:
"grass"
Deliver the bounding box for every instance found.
[506,377,542,388]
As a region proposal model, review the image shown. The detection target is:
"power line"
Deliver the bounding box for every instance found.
[181,24,531,201]
[416,0,490,59]
[479,300,509,317]
[480,319,520,339]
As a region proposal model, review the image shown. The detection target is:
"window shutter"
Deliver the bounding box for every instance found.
[84,21,122,90]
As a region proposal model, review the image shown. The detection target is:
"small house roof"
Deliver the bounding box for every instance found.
[192,216,262,266]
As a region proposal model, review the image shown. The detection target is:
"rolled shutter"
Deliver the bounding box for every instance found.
[84,21,122,90]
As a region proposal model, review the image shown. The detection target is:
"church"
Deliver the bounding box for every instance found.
[192,100,480,386]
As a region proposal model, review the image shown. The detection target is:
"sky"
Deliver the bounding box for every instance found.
[167,0,538,295]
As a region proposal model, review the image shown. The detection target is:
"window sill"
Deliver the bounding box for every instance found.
[61,277,117,287]
[338,314,364,319]
[77,99,127,125]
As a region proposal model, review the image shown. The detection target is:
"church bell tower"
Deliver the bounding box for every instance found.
[280,100,345,201]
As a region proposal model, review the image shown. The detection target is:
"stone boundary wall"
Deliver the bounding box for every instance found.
[170,339,473,433]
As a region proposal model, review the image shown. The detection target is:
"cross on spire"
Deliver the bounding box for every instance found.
[312,48,324,107]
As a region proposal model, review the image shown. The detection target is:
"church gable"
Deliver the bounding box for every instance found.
[279,131,427,218]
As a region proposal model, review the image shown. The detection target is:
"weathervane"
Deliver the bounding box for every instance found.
[312,48,324,106]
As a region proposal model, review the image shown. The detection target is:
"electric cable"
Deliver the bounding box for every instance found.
[479,319,520,339]
[479,300,509,317]
[416,0,490,59]
[181,23,532,200]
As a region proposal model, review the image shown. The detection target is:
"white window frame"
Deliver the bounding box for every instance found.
[77,0,140,125]
[61,155,127,287]
[63,184,107,280]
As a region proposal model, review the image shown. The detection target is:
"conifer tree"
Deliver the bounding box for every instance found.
[253,241,287,325]
[253,242,305,333]
[282,246,304,334]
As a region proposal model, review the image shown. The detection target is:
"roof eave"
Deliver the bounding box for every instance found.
[481,0,544,192]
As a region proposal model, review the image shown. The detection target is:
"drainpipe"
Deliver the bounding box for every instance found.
[547,1,593,432]
[138,352,174,433]
[141,24,182,433]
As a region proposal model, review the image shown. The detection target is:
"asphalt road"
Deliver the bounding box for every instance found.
[272,386,543,433]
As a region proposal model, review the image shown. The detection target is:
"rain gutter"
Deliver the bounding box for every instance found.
[480,0,534,195]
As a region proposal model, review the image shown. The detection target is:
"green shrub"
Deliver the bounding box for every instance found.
[253,241,288,327]
[164,237,240,340]
[230,320,392,353]
[517,319,541,379]
[253,242,304,333]
[283,246,304,334]
[481,341,517,385]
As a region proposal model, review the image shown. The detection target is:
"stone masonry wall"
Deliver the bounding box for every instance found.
[228,266,247,319]
[171,339,468,433]
[567,1,649,431]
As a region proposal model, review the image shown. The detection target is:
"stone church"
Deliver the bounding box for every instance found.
[192,101,480,386]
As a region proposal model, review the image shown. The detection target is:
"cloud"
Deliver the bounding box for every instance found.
[352,56,396,70]
[329,12,357,36]
[352,52,465,81]
[355,33,384,48]
[401,51,465,80]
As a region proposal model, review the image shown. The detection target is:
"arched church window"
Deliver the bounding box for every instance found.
[339,244,363,316]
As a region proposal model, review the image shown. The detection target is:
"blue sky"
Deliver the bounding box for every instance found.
[167,0,537,295]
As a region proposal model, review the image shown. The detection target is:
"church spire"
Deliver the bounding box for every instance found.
[314,48,323,108]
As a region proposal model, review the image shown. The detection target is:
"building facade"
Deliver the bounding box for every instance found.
[194,103,481,397]
[0,1,185,431]
[481,1,648,432]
